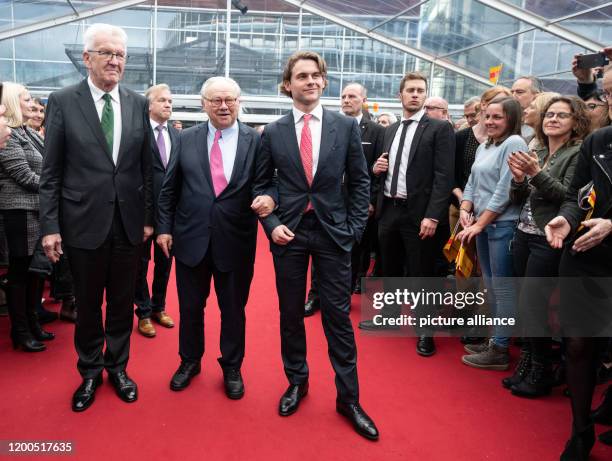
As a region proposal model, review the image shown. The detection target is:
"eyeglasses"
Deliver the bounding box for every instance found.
[88,50,127,62]
[585,103,607,111]
[543,112,573,120]
[205,97,238,108]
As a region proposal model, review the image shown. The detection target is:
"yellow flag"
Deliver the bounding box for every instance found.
[489,64,503,84]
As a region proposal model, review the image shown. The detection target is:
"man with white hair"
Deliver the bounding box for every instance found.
[157,77,265,399]
[134,84,178,338]
[40,23,153,412]
[424,96,449,121]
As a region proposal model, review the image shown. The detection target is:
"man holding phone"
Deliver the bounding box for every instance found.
[572,46,612,109]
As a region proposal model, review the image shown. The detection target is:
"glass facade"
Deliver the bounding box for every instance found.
[0,0,609,108]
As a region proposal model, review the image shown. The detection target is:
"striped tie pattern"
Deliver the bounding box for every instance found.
[300,114,313,212]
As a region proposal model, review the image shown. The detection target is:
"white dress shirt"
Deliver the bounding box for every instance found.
[292,104,323,177]
[207,121,239,183]
[87,77,122,165]
[355,113,363,125]
[150,119,172,163]
[384,109,425,198]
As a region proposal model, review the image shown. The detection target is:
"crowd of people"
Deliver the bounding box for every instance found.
[0,21,611,460]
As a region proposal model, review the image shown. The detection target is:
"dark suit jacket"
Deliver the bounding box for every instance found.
[374,114,455,222]
[253,108,370,254]
[157,121,260,270]
[39,79,153,249]
[151,123,179,225]
[358,117,385,203]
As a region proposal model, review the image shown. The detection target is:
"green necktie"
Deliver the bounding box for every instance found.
[101,93,114,154]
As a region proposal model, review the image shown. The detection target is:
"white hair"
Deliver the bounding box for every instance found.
[200,76,241,99]
[343,82,367,98]
[145,83,171,101]
[83,23,128,53]
[377,112,398,123]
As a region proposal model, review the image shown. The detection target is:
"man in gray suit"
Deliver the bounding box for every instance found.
[40,23,153,412]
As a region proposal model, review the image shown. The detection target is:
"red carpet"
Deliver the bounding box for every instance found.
[1,227,610,460]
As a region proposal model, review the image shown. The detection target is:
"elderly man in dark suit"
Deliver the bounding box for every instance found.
[134,84,177,338]
[40,23,153,412]
[360,72,455,358]
[157,77,263,400]
[252,51,378,440]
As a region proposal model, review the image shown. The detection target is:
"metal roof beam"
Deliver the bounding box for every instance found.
[473,0,605,52]
[368,0,430,33]
[282,0,492,86]
[0,0,148,41]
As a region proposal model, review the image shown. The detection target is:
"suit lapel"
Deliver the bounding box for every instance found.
[313,109,336,184]
[279,113,309,187]
[380,121,401,181]
[116,86,131,168]
[406,116,429,171]
[224,122,251,191]
[75,79,114,165]
[198,123,214,193]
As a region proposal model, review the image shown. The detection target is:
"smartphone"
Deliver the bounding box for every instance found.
[576,52,609,69]
[0,82,3,105]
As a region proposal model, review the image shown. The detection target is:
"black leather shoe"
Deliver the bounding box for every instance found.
[336,402,379,441]
[304,297,320,317]
[72,374,102,412]
[109,371,137,403]
[223,368,244,400]
[591,385,612,425]
[416,335,436,357]
[358,319,399,331]
[560,424,595,461]
[279,382,308,416]
[170,361,201,391]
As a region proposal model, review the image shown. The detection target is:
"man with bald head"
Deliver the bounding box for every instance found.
[424,96,449,121]
[341,82,385,292]
[157,77,263,399]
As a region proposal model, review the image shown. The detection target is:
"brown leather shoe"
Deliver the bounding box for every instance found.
[138,318,156,337]
[152,311,174,328]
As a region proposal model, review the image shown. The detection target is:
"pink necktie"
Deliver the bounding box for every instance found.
[210,129,228,197]
[300,114,313,211]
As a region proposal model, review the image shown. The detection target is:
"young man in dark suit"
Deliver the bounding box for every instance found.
[360,73,455,358]
[134,84,177,338]
[252,51,379,440]
[40,24,153,412]
[157,77,262,400]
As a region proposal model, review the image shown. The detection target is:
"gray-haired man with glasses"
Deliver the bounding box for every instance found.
[40,23,153,412]
[157,76,268,399]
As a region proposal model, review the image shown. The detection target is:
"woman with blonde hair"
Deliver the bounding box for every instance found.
[0,82,53,351]
[523,92,560,149]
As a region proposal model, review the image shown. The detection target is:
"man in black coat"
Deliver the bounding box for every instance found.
[133,84,178,338]
[360,72,455,358]
[252,51,378,440]
[40,24,153,412]
[157,77,262,399]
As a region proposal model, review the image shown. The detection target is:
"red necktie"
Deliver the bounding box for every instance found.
[210,129,228,197]
[300,114,313,211]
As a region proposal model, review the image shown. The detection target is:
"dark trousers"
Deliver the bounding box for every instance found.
[351,217,375,288]
[378,199,436,278]
[377,199,436,329]
[273,213,359,403]
[175,244,253,370]
[2,210,42,338]
[66,209,140,379]
[134,236,172,318]
[512,229,562,362]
